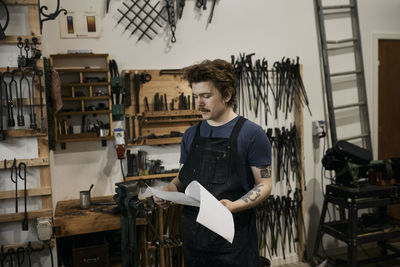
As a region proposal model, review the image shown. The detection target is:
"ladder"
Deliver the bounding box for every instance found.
[315,0,372,155]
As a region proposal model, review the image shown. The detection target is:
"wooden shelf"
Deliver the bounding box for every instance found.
[0,35,41,45]
[56,110,111,116]
[51,53,109,59]
[145,137,182,145]
[143,110,201,118]
[62,96,110,101]
[0,157,50,169]
[125,172,178,181]
[0,209,53,223]
[2,97,46,106]
[57,134,112,143]
[0,187,52,200]
[4,129,47,138]
[143,118,202,124]
[55,68,109,73]
[62,82,109,87]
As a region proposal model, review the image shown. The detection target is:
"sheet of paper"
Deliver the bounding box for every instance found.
[186,181,235,244]
[148,187,200,207]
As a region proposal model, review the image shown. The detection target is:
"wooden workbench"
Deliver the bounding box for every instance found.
[54,196,146,237]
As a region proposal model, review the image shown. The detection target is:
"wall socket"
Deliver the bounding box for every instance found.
[37,217,53,241]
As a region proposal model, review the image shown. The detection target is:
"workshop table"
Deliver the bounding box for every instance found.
[54,195,146,237]
[314,184,400,266]
[54,196,147,266]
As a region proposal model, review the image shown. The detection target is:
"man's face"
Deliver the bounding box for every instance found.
[192,81,230,122]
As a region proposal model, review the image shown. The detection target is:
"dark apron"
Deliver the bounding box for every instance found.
[179,117,259,267]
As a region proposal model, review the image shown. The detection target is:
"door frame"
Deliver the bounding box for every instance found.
[372,32,400,159]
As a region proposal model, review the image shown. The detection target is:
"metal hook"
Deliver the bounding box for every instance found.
[39,0,67,33]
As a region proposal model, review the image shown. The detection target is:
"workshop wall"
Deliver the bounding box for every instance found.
[2,0,400,265]
[40,0,400,262]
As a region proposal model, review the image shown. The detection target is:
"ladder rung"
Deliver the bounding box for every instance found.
[341,134,369,141]
[327,45,355,51]
[327,38,357,44]
[330,70,361,77]
[323,10,352,16]
[334,102,365,110]
[322,5,354,10]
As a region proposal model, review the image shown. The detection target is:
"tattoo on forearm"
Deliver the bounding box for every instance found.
[241,184,264,203]
[258,165,271,179]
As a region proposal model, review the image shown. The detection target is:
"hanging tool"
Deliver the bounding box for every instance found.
[18,70,29,127]
[137,115,143,142]
[0,72,4,141]
[31,37,41,60]
[17,37,26,68]
[10,159,18,213]
[11,70,22,126]
[164,93,168,111]
[0,245,5,267]
[165,0,177,43]
[208,0,217,24]
[177,0,185,19]
[28,70,37,129]
[19,162,28,231]
[16,247,24,267]
[24,38,32,67]
[0,0,10,40]
[131,115,136,143]
[133,71,140,113]
[144,96,150,112]
[124,72,131,106]
[106,0,110,13]
[7,248,15,267]
[3,68,16,127]
[35,69,46,133]
[125,115,131,144]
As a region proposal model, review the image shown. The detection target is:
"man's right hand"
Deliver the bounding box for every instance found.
[153,189,171,209]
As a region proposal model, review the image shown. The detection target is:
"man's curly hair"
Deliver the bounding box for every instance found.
[183,59,237,107]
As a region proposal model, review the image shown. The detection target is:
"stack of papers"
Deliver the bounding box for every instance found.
[149,180,235,243]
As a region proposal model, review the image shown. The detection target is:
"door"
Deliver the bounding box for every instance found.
[378,39,400,159]
[379,39,400,221]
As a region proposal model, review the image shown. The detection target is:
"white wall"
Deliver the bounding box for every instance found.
[2,0,400,265]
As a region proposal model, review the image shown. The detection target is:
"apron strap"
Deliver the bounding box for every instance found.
[229,116,246,140]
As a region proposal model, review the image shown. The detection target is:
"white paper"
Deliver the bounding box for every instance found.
[149,187,200,207]
[149,181,235,243]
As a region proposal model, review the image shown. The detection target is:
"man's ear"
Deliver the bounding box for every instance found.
[224,88,233,104]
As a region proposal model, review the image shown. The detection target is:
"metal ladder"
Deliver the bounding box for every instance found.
[315,0,372,155]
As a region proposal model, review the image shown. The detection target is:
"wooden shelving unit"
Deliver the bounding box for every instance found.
[123,69,202,146]
[0,0,54,239]
[50,53,113,145]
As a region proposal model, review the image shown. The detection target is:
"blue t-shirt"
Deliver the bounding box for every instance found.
[179,116,271,191]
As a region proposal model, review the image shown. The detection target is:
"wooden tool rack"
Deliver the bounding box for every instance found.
[0,0,53,245]
[123,69,202,146]
[314,184,400,266]
[49,53,113,147]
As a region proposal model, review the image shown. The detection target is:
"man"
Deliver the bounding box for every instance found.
[153,59,272,267]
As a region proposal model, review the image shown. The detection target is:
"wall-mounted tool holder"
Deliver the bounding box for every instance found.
[122,69,201,146]
[49,53,113,147]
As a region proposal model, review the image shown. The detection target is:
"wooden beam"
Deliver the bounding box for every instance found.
[0,187,52,200]
[4,129,47,138]
[1,239,55,251]
[0,157,49,169]
[38,136,52,210]
[124,173,178,182]
[0,209,52,223]
[0,35,42,45]
[3,0,38,5]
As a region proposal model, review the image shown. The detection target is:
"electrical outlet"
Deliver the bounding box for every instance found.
[37,217,53,241]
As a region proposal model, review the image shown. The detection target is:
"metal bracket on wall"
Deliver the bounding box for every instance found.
[38,0,67,34]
